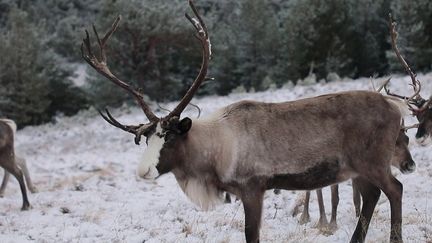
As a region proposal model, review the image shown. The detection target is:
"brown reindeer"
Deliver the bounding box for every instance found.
[0,119,37,197]
[82,1,408,242]
[294,127,415,233]
[0,119,30,210]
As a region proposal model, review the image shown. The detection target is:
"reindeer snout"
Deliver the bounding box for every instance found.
[137,165,159,179]
[400,160,416,174]
[416,134,431,146]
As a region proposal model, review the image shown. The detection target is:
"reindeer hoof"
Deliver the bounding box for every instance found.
[29,187,38,193]
[314,218,328,228]
[0,193,4,198]
[329,220,338,229]
[21,203,31,211]
[299,213,310,225]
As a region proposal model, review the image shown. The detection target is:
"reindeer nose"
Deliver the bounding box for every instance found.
[137,165,159,179]
[401,160,416,174]
[416,135,431,146]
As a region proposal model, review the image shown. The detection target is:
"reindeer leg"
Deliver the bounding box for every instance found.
[2,161,30,210]
[16,157,37,193]
[299,191,311,224]
[0,169,10,197]
[376,175,403,243]
[291,191,305,217]
[329,184,339,231]
[241,189,264,243]
[315,189,330,232]
[350,177,381,243]
[352,180,361,217]
[224,192,231,203]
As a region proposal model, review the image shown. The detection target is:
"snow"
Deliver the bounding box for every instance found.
[1,74,432,242]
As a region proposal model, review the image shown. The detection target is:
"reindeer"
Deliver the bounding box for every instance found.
[294,126,415,233]
[0,119,37,198]
[81,1,408,242]
[384,15,432,145]
[0,119,31,210]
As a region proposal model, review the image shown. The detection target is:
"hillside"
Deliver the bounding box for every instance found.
[1,74,431,242]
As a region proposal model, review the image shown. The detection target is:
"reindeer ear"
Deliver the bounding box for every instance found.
[177,117,192,134]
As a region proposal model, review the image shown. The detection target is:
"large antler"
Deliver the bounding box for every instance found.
[81,16,159,123]
[166,0,212,119]
[98,109,156,145]
[385,14,432,114]
[82,0,211,144]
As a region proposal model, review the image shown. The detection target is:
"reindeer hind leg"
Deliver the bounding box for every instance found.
[3,161,30,210]
[16,156,37,193]
[329,184,339,231]
[299,191,311,224]
[315,189,329,229]
[352,180,361,217]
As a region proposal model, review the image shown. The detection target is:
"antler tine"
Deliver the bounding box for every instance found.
[100,109,136,131]
[189,103,202,118]
[376,77,391,93]
[98,109,154,145]
[383,79,411,100]
[388,14,423,104]
[401,123,419,132]
[82,16,159,123]
[167,0,211,119]
[416,95,432,113]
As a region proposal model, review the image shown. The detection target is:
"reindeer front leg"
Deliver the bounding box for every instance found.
[241,189,264,243]
[0,169,10,197]
[350,177,381,243]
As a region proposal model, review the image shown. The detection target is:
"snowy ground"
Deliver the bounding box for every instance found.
[1,74,432,243]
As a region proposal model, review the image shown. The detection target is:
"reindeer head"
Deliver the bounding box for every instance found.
[392,128,415,174]
[385,15,432,146]
[413,101,432,145]
[81,0,210,179]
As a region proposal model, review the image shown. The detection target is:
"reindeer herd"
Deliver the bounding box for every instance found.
[1,1,432,242]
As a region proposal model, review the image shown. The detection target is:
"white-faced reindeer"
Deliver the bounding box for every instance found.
[0,119,32,210]
[82,1,409,242]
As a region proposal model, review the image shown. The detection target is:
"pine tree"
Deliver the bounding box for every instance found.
[0,8,51,125]
[0,7,88,126]
[388,0,432,72]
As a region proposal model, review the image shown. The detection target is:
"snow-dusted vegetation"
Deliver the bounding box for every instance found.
[0,74,431,242]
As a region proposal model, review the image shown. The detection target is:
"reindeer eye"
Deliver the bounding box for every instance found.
[156,132,164,138]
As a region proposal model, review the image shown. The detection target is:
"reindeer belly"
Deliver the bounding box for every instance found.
[266,158,355,190]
